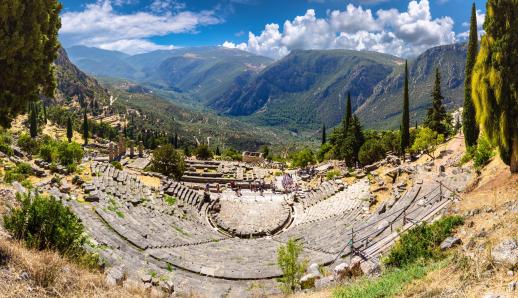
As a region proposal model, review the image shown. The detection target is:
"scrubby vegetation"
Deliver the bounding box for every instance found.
[384,216,464,268]
[194,144,213,160]
[290,147,316,168]
[3,193,99,268]
[3,162,32,183]
[277,239,307,293]
[150,144,185,180]
[39,138,83,172]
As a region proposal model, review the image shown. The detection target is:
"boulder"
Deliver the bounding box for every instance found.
[361,259,381,276]
[492,239,518,267]
[12,181,27,195]
[160,280,174,294]
[333,262,350,280]
[105,267,124,286]
[440,237,462,250]
[315,275,334,289]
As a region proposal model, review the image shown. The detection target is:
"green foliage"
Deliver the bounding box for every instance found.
[29,102,38,139]
[261,145,271,160]
[400,60,410,152]
[410,127,445,158]
[0,129,13,156]
[220,147,242,161]
[164,194,177,206]
[277,239,307,293]
[384,216,463,268]
[358,139,386,166]
[4,162,32,183]
[472,0,518,171]
[17,133,40,155]
[82,109,88,145]
[39,139,83,172]
[151,144,186,180]
[316,143,334,162]
[0,0,62,128]
[215,146,221,156]
[290,147,315,168]
[473,135,495,170]
[66,116,73,143]
[333,260,448,298]
[460,145,476,165]
[343,92,352,137]
[194,144,213,160]
[321,123,326,145]
[111,161,123,170]
[463,3,480,148]
[326,169,340,180]
[3,193,88,259]
[424,68,449,136]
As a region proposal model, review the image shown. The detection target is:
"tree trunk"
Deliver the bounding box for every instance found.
[511,137,518,173]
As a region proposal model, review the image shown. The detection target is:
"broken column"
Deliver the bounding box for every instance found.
[138,141,143,158]
[108,143,114,162]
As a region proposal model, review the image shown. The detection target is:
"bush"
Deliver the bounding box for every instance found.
[111,161,123,170]
[410,127,445,158]
[0,129,13,156]
[291,148,315,168]
[316,143,334,162]
[194,144,213,160]
[150,144,185,180]
[221,148,242,161]
[326,169,341,180]
[17,133,40,155]
[39,140,83,172]
[277,239,307,293]
[4,162,32,183]
[473,135,494,170]
[460,145,476,165]
[384,216,464,268]
[3,193,88,259]
[358,139,386,166]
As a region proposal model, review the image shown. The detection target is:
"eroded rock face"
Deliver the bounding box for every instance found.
[440,237,462,250]
[491,239,518,267]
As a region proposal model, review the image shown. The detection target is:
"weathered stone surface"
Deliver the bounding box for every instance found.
[360,260,381,276]
[315,275,334,289]
[492,239,518,267]
[440,237,462,250]
[105,267,124,286]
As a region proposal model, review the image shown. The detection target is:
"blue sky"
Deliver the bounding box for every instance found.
[59,0,486,58]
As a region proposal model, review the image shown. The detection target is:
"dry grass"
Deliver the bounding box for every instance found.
[139,175,161,188]
[0,239,150,297]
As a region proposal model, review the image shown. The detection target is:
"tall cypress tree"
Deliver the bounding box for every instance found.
[472,0,518,172]
[66,116,73,143]
[424,68,448,135]
[83,109,88,145]
[400,60,410,153]
[463,2,480,148]
[343,92,352,136]
[29,103,38,139]
[0,0,62,128]
[321,123,326,145]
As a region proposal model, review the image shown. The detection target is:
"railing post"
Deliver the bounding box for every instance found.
[350,227,354,262]
[439,181,443,201]
[403,210,406,225]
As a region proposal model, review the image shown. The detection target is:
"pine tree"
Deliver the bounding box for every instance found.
[215,146,221,156]
[43,104,47,124]
[463,2,480,148]
[321,124,326,145]
[472,0,518,172]
[66,116,73,143]
[83,110,88,145]
[29,103,38,139]
[424,68,448,135]
[174,133,178,149]
[400,60,410,153]
[0,0,62,128]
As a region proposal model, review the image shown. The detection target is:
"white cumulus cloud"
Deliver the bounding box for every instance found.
[60,0,222,55]
[223,0,457,59]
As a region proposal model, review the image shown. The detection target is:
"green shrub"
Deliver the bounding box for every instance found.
[4,193,88,258]
[316,143,334,162]
[473,135,494,170]
[111,161,123,170]
[39,142,59,163]
[290,148,315,168]
[460,145,476,165]
[39,140,83,172]
[17,133,40,155]
[0,130,13,156]
[194,144,213,160]
[221,148,242,161]
[151,144,185,180]
[384,216,463,268]
[326,169,341,180]
[164,194,177,206]
[277,239,307,293]
[4,162,32,183]
[358,139,386,166]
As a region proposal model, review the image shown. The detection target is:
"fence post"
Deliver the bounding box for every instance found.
[350,227,354,262]
[439,181,443,201]
[403,210,406,225]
